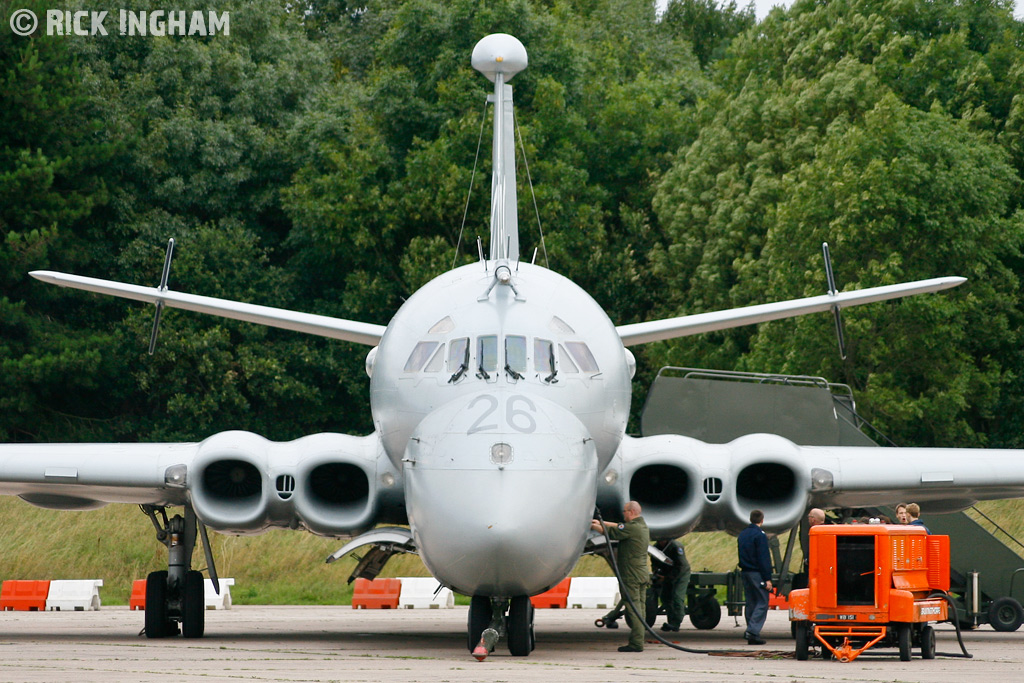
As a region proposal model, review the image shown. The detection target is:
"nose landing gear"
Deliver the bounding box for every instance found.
[467,594,537,659]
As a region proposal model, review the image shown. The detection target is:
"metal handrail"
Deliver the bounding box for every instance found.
[969,506,1024,556]
[656,366,834,390]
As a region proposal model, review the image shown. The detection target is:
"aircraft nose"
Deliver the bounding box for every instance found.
[404,391,598,596]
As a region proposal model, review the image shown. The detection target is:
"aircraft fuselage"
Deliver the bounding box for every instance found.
[369,260,632,595]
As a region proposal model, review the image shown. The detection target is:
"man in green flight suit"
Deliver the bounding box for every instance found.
[592,500,650,652]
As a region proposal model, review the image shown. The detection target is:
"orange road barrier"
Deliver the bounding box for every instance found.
[129,579,147,610]
[352,578,402,609]
[531,578,572,608]
[0,580,51,611]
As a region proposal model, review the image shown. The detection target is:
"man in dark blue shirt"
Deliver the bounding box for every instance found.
[737,509,773,645]
[906,502,930,533]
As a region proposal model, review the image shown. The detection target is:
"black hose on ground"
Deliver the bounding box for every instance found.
[929,592,973,659]
[594,508,767,656]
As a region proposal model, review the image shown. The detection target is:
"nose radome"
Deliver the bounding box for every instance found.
[403,392,597,596]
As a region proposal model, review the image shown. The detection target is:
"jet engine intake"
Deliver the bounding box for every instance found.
[610,435,704,538]
[308,463,370,511]
[203,459,262,502]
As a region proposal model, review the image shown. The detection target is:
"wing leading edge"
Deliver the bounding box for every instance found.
[30,271,386,346]
[0,442,197,510]
[615,276,966,346]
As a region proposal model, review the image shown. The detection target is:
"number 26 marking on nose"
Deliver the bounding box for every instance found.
[467,394,537,434]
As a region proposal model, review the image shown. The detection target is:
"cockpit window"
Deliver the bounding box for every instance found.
[550,316,575,334]
[428,316,455,334]
[505,336,526,374]
[558,344,579,373]
[424,344,445,372]
[404,341,439,372]
[533,339,553,373]
[478,335,498,373]
[448,338,469,372]
[565,341,599,373]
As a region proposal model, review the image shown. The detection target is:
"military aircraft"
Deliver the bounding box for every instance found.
[5,34,1024,656]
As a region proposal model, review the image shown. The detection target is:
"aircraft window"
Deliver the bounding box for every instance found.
[404,341,439,372]
[550,316,575,334]
[448,337,470,383]
[534,339,553,373]
[424,344,445,372]
[506,336,526,372]
[478,335,498,373]
[565,341,599,373]
[448,338,469,372]
[558,344,579,373]
[428,316,455,334]
[505,335,526,380]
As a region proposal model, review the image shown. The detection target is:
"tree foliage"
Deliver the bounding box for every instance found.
[2,0,1023,450]
[651,0,1024,446]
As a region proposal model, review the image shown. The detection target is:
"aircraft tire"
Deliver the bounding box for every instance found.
[507,595,532,656]
[144,570,171,638]
[467,596,490,652]
[689,595,722,630]
[182,570,205,638]
[988,597,1024,632]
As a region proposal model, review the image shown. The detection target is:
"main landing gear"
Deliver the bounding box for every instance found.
[140,505,218,638]
[468,595,536,658]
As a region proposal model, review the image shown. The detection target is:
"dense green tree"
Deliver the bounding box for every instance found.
[748,96,1023,446]
[0,0,122,441]
[6,0,1022,452]
[3,0,713,441]
[661,0,756,68]
[651,0,1024,447]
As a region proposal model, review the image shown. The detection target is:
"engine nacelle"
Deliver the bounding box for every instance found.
[600,435,704,538]
[189,431,398,536]
[606,432,813,536]
[724,433,810,533]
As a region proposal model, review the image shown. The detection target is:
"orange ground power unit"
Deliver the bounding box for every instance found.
[789,524,949,662]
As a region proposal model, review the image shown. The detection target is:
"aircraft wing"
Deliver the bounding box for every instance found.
[0,431,401,535]
[615,276,966,346]
[30,271,386,346]
[0,442,197,509]
[606,433,1024,536]
[802,443,1024,512]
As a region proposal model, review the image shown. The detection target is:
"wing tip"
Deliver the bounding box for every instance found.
[29,270,61,284]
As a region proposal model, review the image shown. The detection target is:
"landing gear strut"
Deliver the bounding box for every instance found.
[140,505,214,638]
[466,595,536,658]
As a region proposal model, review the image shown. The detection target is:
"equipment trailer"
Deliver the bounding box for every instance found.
[789,524,950,662]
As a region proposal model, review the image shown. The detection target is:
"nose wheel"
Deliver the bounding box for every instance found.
[507,595,535,656]
[466,595,536,657]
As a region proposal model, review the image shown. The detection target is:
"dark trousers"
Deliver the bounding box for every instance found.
[741,570,769,637]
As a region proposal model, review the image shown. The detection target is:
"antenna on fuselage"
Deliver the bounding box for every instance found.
[477,237,486,272]
[472,34,527,264]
